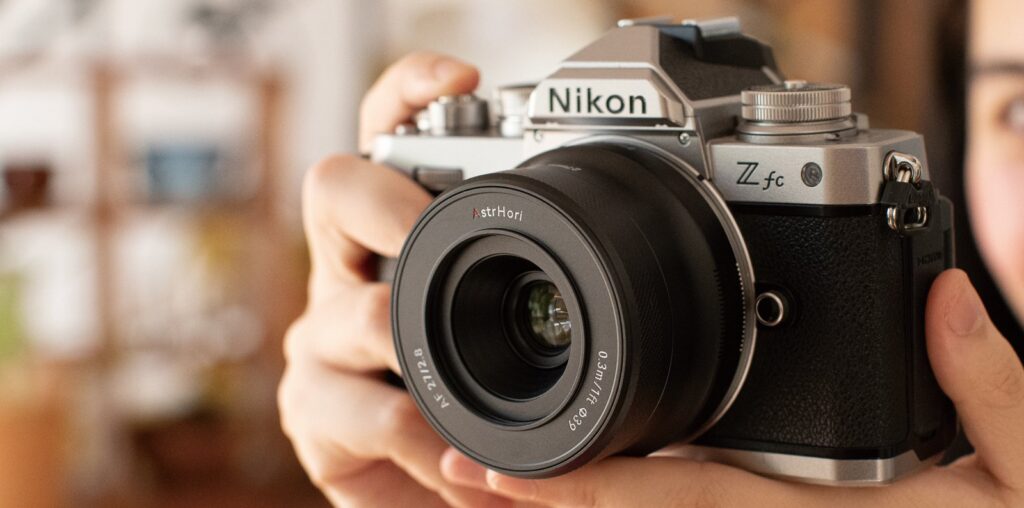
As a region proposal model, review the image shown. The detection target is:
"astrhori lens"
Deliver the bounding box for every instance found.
[391,144,753,478]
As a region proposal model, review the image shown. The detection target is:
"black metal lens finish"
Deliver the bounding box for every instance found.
[392,144,751,478]
[522,281,572,351]
[448,256,572,406]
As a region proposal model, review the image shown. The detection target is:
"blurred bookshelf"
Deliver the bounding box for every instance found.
[0,52,318,507]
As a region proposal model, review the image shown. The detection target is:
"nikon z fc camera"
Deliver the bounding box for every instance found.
[373,17,957,485]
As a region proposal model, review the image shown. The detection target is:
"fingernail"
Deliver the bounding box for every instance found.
[946,275,985,336]
[440,448,488,488]
[431,57,464,81]
[486,470,537,498]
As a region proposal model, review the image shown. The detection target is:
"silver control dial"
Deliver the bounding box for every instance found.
[495,84,533,137]
[418,94,489,136]
[741,81,852,123]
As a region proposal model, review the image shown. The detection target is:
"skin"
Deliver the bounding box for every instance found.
[967,0,1024,322]
[280,26,1024,507]
[277,52,515,508]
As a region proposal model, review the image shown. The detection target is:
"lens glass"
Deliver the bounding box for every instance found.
[523,281,571,351]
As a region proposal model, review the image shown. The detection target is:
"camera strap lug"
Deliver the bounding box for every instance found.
[880,151,935,235]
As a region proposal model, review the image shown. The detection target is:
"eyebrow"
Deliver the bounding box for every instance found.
[971,61,1024,78]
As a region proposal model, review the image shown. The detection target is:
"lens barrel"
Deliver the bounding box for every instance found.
[392,144,754,477]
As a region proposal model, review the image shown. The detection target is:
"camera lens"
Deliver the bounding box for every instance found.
[522,280,571,351]
[392,144,755,477]
[444,253,577,410]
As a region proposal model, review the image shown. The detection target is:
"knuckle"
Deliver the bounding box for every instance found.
[302,154,361,213]
[288,427,361,493]
[984,357,1024,409]
[318,463,391,507]
[282,318,308,364]
[360,51,441,110]
[357,284,392,338]
[388,50,442,78]
[304,457,338,490]
[276,369,299,439]
[303,154,340,192]
[379,393,421,435]
[306,456,355,491]
[341,499,373,508]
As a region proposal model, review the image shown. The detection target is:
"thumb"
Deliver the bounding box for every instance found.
[926,268,1024,490]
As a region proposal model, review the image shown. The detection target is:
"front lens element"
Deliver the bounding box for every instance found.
[524,281,572,351]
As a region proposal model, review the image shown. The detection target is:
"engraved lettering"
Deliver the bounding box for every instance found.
[412,348,449,409]
[546,87,650,115]
[606,94,624,113]
[629,95,647,115]
[737,162,759,186]
[586,88,603,113]
[549,87,570,113]
[737,162,784,191]
[471,206,523,221]
[917,251,943,266]
[762,170,785,190]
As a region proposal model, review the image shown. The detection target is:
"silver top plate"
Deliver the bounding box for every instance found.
[709,129,928,206]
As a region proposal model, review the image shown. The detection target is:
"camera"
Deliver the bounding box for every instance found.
[373,17,957,485]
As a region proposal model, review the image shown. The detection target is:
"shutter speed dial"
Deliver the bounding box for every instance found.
[415,95,490,136]
[738,81,856,138]
[741,81,852,123]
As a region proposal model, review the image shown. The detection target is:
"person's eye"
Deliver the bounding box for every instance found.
[999,95,1024,134]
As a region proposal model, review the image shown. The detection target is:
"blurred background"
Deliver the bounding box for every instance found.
[0,0,976,506]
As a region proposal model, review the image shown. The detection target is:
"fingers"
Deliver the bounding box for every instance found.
[442,447,1019,508]
[279,362,513,508]
[359,51,479,153]
[302,154,431,300]
[284,282,399,373]
[926,269,1024,491]
[442,450,829,508]
[320,461,449,508]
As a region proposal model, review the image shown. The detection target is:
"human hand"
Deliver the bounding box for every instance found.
[278,51,518,507]
[441,269,1024,507]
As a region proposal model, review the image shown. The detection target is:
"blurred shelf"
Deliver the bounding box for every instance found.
[0,48,307,505]
[99,480,330,508]
[0,51,272,83]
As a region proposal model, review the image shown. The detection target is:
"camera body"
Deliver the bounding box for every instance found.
[374,18,956,485]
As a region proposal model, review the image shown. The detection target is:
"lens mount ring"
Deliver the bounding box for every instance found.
[561,135,758,440]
